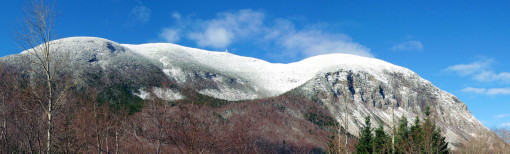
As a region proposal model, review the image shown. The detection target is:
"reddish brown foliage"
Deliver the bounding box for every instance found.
[0,63,339,153]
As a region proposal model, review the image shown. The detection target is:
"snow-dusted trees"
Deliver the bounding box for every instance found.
[15,0,72,153]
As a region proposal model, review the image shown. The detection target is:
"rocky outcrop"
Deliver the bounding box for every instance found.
[293,69,488,148]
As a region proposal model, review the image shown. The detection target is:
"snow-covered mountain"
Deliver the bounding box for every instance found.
[123,38,489,147]
[125,42,417,101]
[0,37,501,148]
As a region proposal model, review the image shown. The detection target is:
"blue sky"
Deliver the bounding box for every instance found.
[1,0,510,128]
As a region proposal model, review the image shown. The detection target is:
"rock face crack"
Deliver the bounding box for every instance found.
[379,86,385,99]
[87,55,98,63]
[347,72,356,97]
[106,42,116,52]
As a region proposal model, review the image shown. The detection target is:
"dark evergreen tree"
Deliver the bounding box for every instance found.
[356,116,373,154]
[373,122,390,153]
[410,116,423,152]
[422,106,449,154]
[352,106,449,154]
[395,116,411,153]
[432,128,449,153]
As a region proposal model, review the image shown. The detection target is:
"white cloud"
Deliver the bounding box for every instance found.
[444,58,510,83]
[500,122,510,127]
[277,30,372,58]
[158,9,372,59]
[461,87,487,94]
[189,27,232,48]
[445,58,493,76]
[130,5,151,23]
[171,12,181,20]
[495,114,510,118]
[461,87,510,95]
[391,41,424,51]
[159,28,180,43]
[187,9,265,48]
[473,71,510,82]
[486,88,510,95]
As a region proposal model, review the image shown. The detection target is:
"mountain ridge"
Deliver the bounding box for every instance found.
[122,37,426,100]
[1,36,502,149]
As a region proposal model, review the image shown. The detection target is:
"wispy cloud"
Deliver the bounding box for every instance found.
[159,28,180,43]
[444,57,510,83]
[461,87,510,95]
[189,27,232,48]
[187,9,264,48]
[461,87,487,94]
[130,2,151,24]
[268,22,372,58]
[495,114,510,118]
[500,122,510,127]
[444,58,493,76]
[171,12,181,20]
[390,40,424,51]
[157,9,372,59]
[474,71,510,83]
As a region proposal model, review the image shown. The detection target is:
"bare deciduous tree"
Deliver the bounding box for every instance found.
[142,92,172,154]
[493,127,510,144]
[15,0,71,153]
[165,103,225,154]
[458,130,510,153]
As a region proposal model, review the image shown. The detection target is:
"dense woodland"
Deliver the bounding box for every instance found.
[0,0,509,153]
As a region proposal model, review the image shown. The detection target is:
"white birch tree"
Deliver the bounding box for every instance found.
[15,0,71,153]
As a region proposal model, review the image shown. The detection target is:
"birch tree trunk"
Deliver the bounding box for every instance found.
[15,0,70,153]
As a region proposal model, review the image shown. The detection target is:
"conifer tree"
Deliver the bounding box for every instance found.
[373,122,389,153]
[395,117,410,153]
[410,116,423,152]
[422,106,449,153]
[432,128,449,153]
[356,116,373,153]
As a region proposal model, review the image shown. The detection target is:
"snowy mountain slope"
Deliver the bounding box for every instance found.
[123,42,419,101]
[0,37,500,148]
[1,37,176,105]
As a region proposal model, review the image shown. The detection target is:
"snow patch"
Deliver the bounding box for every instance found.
[134,89,151,100]
[199,86,258,101]
[153,87,184,101]
[159,57,187,83]
[135,87,184,101]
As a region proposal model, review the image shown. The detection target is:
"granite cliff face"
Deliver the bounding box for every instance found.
[293,69,487,147]
[0,37,500,148]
